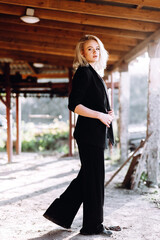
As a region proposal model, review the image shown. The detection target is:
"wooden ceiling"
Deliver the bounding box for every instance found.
[0,0,160,76]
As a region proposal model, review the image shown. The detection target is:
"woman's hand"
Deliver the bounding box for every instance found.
[108,109,115,119]
[74,104,114,128]
[98,112,114,128]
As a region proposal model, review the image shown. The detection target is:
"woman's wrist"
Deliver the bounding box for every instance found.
[97,112,103,121]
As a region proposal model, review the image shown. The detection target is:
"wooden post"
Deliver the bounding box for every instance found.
[111,73,114,109]
[4,63,13,163]
[16,93,21,154]
[118,63,130,163]
[145,41,160,187]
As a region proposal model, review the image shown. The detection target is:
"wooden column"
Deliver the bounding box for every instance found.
[4,63,13,163]
[110,73,114,109]
[16,93,21,154]
[118,63,130,163]
[145,41,160,187]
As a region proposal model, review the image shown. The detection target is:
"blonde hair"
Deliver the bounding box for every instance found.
[73,35,108,77]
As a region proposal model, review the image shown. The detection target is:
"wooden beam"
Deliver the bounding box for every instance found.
[136,5,143,10]
[0,49,73,67]
[0,3,159,32]
[104,138,148,188]
[22,73,68,79]
[0,15,148,40]
[0,28,139,47]
[0,95,7,106]
[0,33,133,53]
[0,0,160,22]
[99,0,160,9]
[0,47,116,68]
[110,27,160,71]
[10,82,69,88]
[0,82,69,95]
[0,40,74,57]
[0,40,120,62]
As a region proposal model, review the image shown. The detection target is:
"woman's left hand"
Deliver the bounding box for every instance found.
[108,109,115,120]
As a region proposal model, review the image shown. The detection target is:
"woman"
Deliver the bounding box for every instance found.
[43,35,115,236]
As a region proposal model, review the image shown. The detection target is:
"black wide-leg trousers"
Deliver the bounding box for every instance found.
[43,142,105,234]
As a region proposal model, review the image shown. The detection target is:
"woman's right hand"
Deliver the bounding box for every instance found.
[98,112,113,127]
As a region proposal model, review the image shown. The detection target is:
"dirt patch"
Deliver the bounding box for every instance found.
[0,152,160,240]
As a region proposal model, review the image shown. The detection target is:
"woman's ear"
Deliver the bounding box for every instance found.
[81,49,84,57]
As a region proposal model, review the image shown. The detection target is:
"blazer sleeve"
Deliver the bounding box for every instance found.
[68,67,91,112]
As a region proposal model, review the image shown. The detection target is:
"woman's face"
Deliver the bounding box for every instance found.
[82,39,100,64]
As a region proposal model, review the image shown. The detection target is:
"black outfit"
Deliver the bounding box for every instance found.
[43,65,114,235]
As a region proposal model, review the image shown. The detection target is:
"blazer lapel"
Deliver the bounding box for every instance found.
[89,65,111,111]
[89,65,114,145]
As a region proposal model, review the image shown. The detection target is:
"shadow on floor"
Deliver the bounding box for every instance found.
[28,229,81,240]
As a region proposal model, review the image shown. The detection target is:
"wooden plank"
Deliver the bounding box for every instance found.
[0,48,116,68]
[22,73,68,79]
[0,15,148,40]
[0,40,120,62]
[0,33,132,53]
[0,96,7,106]
[11,82,69,88]
[122,154,141,189]
[0,3,159,32]
[0,28,138,47]
[105,138,148,187]
[0,40,74,57]
[110,27,160,71]
[100,0,160,9]
[0,49,74,67]
[0,0,160,22]
[0,22,83,41]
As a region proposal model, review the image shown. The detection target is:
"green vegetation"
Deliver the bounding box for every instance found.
[0,120,69,154]
[21,132,68,153]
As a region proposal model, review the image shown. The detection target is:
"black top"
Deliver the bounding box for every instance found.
[68,64,114,148]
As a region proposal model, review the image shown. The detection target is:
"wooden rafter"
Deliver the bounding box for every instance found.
[0,26,139,47]
[22,73,68,79]
[0,14,148,40]
[0,49,73,67]
[99,0,160,9]
[0,40,121,62]
[110,27,160,71]
[0,3,159,32]
[0,0,160,22]
[0,31,136,54]
[0,0,159,73]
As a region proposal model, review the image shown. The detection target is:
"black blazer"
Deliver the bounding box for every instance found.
[68,64,114,148]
